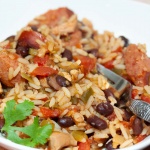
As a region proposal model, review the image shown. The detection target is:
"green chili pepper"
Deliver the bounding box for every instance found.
[21,73,34,83]
[81,87,94,104]
[71,96,78,105]
[43,101,49,107]
[40,119,55,131]
[72,130,88,142]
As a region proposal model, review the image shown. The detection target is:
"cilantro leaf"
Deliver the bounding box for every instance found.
[5,117,52,147]
[3,126,32,146]
[3,100,34,127]
[2,100,52,147]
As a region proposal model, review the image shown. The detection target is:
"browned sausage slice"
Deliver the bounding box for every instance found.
[17,30,45,49]
[124,44,150,86]
[31,7,74,28]
[0,50,23,87]
[29,7,81,47]
[64,30,82,47]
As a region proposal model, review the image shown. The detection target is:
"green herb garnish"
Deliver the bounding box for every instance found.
[2,100,52,147]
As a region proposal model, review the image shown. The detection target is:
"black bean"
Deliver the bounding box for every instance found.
[56,75,72,87]
[86,115,107,130]
[119,36,129,47]
[30,25,38,32]
[60,35,67,39]
[103,89,115,101]
[0,118,4,130]
[105,140,114,150]
[132,117,143,136]
[5,35,15,42]
[123,109,133,121]
[144,120,150,126]
[47,76,61,91]
[0,92,5,99]
[87,49,98,57]
[87,133,94,138]
[61,49,73,61]
[118,85,132,108]
[96,102,114,117]
[58,116,75,128]
[16,46,29,57]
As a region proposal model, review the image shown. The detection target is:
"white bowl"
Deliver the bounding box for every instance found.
[0,0,150,149]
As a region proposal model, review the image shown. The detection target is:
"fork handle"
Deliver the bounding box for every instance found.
[129,100,150,123]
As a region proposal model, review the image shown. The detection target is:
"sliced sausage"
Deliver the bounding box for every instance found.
[29,7,80,47]
[31,7,74,28]
[61,49,73,61]
[17,30,45,49]
[123,44,150,86]
[0,50,23,87]
[16,30,45,57]
[64,30,82,47]
[51,15,77,35]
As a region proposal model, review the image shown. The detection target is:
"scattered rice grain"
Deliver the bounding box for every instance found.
[62,87,71,97]
[49,97,56,108]
[29,82,41,89]
[18,58,29,64]
[120,139,133,148]
[8,67,14,80]
[32,100,44,105]
[13,65,21,77]
[75,83,83,95]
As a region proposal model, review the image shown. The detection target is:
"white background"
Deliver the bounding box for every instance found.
[0,0,150,53]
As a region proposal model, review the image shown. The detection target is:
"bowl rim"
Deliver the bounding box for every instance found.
[0,0,150,150]
[0,134,150,150]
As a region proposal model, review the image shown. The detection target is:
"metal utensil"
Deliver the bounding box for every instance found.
[97,63,150,123]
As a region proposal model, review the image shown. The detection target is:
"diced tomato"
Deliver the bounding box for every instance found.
[78,140,90,150]
[18,30,45,49]
[134,135,147,143]
[75,42,82,49]
[131,89,139,99]
[114,46,123,53]
[74,55,96,74]
[33,55,49,66]
[31,66,58,77]
[103,60,114,69]
[121,121,130,128]
[32,110,38,116]
[141,93,150,104]
[40,107,61,118]
[33,55,54,66]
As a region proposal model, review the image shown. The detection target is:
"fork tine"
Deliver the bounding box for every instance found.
[96,63,129,93]
[97,63,121,83]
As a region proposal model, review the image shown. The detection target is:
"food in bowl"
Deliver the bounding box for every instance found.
[0,7,149,150]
